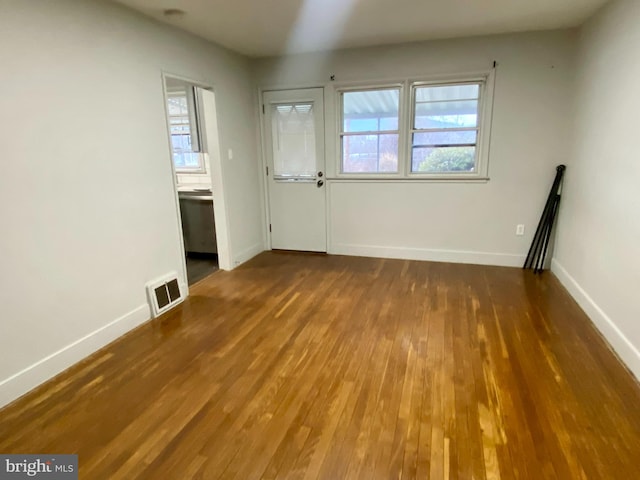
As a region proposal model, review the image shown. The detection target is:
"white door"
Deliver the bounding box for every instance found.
[263,88,326,252]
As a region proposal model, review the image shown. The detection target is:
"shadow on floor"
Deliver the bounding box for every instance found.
[186,253,218,285]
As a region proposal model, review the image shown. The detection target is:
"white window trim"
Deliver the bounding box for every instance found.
[333,70,495,181]
[335,83,406,179]
[168,86,208,175]
[408,76,490,179]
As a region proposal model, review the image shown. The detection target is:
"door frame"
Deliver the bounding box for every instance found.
[161,71,233,295]
[258,86,328,251]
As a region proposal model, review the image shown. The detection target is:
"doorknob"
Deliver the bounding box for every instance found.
[317,171,323,177]
[317,179,324,188]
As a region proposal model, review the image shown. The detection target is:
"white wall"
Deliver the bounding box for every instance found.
[253,31,577,266]
[0,0,263,407]
[552,0,640,377]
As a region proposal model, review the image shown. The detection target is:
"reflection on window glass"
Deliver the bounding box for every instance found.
[412,146,476,173]
[341,88,400,173]
[343,134,398,173]
[412,83,480,173]
[271,103,317,178]
[166,84,204,172]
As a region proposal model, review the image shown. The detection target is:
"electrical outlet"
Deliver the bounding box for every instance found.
[516,224,525,236]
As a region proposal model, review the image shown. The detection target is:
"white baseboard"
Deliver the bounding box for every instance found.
[551,258,640,379]
[329,243,525,267]
[232,242,264,269]
[0,304,151,409]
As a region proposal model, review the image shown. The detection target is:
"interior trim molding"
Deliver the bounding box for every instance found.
[329,243,525,267]
[233,243,264,269]
[551,258,640,380]
[0,304,150,409]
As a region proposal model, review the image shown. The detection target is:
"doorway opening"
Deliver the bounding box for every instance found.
[163,75,231,287]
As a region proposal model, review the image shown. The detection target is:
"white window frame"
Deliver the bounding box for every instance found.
[337,83,406,178]
[408,77,489,179]
[334,70,494,181]
[167,85,207,174]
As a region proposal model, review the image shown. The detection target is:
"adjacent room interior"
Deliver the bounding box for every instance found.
[1,0,639,478]
[165,75,220,285]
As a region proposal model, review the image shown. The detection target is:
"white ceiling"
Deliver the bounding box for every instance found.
[114,0,609,58]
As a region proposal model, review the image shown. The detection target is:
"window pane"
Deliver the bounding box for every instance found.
[171,134,193,152]
[343,89,399,132]
[167,84,203,171]
[412,130,477,147]
[415,100,478,128]
[342,134,398,173]
[167,95,188,115]
[412,146,476,173]
[414,83,480,129]
[271,103,317,177]
[173,152,202,169]
[415,84,479,102]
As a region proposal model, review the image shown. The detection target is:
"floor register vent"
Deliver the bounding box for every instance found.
[146,273,184,317]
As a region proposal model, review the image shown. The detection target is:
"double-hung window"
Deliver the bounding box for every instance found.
[410,82,481,174]
[340,87,400,174]
[338,75,492,179]
[166,85,205,173]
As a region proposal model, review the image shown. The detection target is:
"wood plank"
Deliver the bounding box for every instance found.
[1,252,639,479]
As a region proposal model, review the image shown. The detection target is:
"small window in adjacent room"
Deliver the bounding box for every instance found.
[410,82,482,174]
[166,84,205,173]
[340,87,400,173]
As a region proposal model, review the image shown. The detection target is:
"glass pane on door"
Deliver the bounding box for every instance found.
[271,103,317,179]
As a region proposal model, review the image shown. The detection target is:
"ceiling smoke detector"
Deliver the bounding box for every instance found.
[163,8,185,18]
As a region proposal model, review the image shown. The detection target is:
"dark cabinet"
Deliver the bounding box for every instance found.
[178,193,217,254]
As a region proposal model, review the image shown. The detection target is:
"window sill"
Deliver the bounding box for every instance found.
[327,176,490,183]
[176,170,208,176]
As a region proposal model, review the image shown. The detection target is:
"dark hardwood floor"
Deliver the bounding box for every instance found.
[1,252,639,479]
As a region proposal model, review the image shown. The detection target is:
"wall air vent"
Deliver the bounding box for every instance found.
[146,273,185,317]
